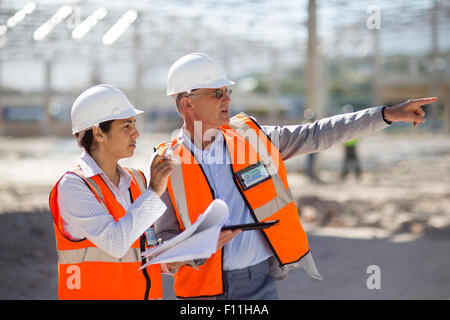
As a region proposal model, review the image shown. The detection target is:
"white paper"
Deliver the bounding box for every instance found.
[138,199,229,269]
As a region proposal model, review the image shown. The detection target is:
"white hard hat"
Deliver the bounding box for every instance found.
[71,84,144,134]
[166,52,235,96]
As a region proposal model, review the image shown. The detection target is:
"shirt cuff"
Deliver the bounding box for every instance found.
[381,106,393,125]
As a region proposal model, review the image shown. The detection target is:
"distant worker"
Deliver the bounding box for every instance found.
[341,137,361,180]
[49,84,174,299]
[153,52,438,300]
[340,105,361,180]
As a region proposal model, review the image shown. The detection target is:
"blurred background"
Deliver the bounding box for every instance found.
[0,0,449,300]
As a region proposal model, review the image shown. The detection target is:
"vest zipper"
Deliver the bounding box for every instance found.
[129,188,151,300]
[140,235,151,300]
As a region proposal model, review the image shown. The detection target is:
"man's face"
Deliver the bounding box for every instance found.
[184,87,232,130]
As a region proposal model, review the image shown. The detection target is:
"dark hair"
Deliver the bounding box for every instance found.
[76,120,114,153]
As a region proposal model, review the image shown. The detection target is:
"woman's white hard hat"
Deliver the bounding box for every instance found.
[71,84,144,134]
[166,53,235,96]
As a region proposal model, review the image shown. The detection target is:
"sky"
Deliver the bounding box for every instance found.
[0,0,449,91]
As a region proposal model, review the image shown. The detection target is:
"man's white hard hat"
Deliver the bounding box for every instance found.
[71,84,144,134]
[166,52,235,96]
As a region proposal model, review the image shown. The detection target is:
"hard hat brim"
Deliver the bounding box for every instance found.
[72,107,144,134]
[166,78,235,96]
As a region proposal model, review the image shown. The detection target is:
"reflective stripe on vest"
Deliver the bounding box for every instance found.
[158,113,312,298]
[58,247,141,264]
[170,161,192,229]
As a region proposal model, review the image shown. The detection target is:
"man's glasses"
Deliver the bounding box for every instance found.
[188,88,232,99]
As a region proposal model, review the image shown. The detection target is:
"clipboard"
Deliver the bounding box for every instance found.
[221,220,280,231]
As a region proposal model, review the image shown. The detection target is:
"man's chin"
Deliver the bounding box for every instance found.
[221,112,230,121]
[219,117,230,127]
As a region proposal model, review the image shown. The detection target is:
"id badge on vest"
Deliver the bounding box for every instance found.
[235,161,271,191]
[145,226,160,247]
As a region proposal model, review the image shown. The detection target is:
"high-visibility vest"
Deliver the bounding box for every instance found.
[49,166,162,300]
[156,113,310,299]
[345,138,360,147]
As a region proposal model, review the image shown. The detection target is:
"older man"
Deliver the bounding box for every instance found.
[154,52,437,300]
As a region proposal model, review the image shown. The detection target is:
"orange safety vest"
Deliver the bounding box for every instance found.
[156,113,310,299]
[49,166,162,300]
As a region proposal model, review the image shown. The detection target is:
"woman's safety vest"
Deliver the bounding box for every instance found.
[49,166,162,300]
[156,113,311,299]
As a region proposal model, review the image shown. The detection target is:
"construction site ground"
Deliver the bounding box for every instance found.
[0,130,449,299]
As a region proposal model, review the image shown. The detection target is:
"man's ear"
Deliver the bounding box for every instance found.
[180,96,193,112]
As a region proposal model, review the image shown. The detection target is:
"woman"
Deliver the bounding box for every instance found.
[49,84,174,300]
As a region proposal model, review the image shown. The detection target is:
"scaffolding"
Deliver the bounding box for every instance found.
[0,0,449,135]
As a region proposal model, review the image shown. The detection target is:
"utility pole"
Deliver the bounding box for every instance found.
[0,0,4,135]
[430,0,441,132]
[306,0,322,117]
[0,59,3,136]
[372,28,383,107]
[133,13,144,133]
[269,47,280,118]
[305,0,321,181]
[43,59,52,136]
[90,41,101,85]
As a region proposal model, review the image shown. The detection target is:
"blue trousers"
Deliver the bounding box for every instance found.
[216,259,279,300]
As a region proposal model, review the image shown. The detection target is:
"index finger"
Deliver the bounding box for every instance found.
[412,97,438,106]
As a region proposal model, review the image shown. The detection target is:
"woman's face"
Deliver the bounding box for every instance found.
[100,117,140,159]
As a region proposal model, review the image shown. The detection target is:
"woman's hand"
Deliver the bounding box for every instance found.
[149,155,175,196]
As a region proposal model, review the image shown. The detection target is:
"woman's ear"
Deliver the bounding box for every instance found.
[91,126,105,143]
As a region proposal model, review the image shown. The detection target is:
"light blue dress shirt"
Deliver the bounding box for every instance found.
[182,130,273,271]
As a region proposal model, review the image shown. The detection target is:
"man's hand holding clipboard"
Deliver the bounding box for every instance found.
[221,220,280,231]
[217,220,280,252]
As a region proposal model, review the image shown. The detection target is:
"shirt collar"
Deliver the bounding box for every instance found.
[79,151,132,189]
[181,128,228,165]
[182,128,224,155]
[79,151,102,178]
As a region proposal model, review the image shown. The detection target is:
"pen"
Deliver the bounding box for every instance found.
[164,138,184,158]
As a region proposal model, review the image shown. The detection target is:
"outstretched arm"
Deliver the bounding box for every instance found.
[263,106,388,161]
[262,97,438,161]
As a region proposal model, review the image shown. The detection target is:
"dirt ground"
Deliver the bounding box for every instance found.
[0,129,449,300]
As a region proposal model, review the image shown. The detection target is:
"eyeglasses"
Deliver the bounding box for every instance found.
[188,88,232,99]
